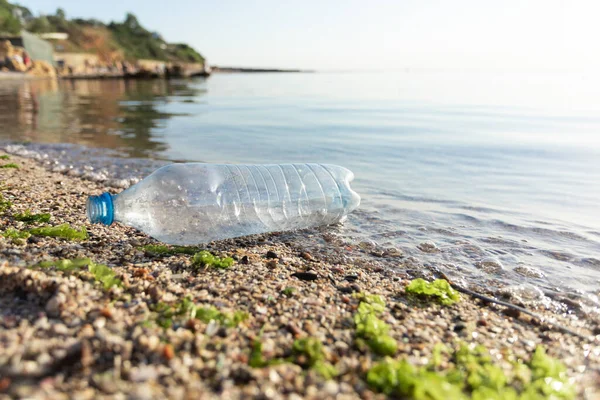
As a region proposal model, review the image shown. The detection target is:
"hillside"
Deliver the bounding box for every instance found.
[0,2,204,64]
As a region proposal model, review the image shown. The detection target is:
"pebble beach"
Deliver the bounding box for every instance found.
[0,152,598,399]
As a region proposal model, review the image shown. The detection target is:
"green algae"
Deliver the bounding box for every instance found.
[29,223,88,240]
[0,155,10,160]
[38,257,92,271]
[249,339,269,368]
[366,344,575,400]
[0,194,12,213]
[13,210,51,223]
[153,297,248,330]
[89,263,122,290]
[191,250,234,269]
[35,257,121,290]
[0,163,19,169]
[281,287,296,297]
[140,244,201,256]
[353,293,398,356]
[2,227,30,244]
[405,278,461,306]
[291,337,338,379]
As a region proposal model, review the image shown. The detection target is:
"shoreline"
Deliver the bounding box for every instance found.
[0,151,597,398]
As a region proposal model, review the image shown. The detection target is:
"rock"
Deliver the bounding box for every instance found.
[51,323,68,335]
[45,292,67,317]
[240,255,249,265]
[475,258,503,274]
[417,241,439,253]
[266,251,278,259]
[344,275,359,282]
[300,252,314,261]
[147,285,163,302]
[291,272,318,281]
[337,285,360,294]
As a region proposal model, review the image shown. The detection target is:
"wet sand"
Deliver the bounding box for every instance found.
[0,152,598,399]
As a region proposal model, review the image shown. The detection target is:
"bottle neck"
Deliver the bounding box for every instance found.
[86,192,115,225]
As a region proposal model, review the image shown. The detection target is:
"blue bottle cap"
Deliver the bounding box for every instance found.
[86,192,114,225]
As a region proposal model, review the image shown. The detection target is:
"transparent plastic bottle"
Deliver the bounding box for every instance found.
[87,163,360,245]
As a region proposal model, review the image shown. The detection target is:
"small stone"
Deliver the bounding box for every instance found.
[100,307,113,319]
[475,258,503,274]
[291,272,318,281]
[45,292,67,317]
[383,247,404,258]
[453,322,467,332]
[163,344,175,360]
[79,324,94,338]
[417,241,439,253]
[324,381,339,395]
[147,285,163,302]
[205,320,219,336]
[51,323,68,335]
[266,251,278,259]
[337,285,360,294]
[146,335,160,350]
[255,306,268,315]
[266,260,278,269]
[240,255,249,265]
[477,319,488,327]
[344,275,359,283]
[300,252,314,261]
[93,317,106,330]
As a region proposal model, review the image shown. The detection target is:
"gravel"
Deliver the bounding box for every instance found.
[0,153,598,399]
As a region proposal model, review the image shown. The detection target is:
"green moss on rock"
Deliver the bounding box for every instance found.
[405,278,460,305]
[0,163,19,169]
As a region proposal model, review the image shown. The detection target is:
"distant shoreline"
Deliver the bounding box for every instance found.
[211,66,315,73]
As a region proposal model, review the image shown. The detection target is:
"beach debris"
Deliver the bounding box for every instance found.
[86,163,359,244]
[405,278,461,306]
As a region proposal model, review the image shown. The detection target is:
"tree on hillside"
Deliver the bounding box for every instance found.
[55,8,66,21]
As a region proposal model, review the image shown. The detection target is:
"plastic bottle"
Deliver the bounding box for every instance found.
[87,163,360,245]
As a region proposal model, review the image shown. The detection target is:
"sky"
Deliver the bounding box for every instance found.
[15,0,600,70]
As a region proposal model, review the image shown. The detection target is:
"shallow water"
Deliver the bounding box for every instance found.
[1,72,599,312]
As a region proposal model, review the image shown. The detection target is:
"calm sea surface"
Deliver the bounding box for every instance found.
[1,71,599,311]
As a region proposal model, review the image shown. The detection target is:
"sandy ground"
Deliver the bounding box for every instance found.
[0,152,598,399]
